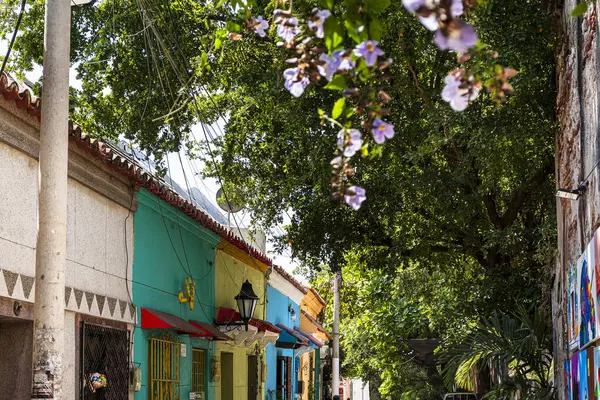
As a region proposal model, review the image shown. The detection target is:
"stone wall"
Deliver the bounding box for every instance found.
[554,0,600,396]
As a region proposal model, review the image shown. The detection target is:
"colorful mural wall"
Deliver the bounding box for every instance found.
[566,228,600,352]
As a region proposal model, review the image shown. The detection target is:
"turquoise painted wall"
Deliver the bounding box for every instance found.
[265,285,301,400]
[133,188,221,400]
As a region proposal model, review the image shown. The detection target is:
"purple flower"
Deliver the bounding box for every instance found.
[371,119,395,144]
[332,50,355,71]
[450,0,464,17]
[344,186,366,210]
[434,21,477,52]
[403,0,464,31]
[318,53,338,81]
[251,16,269,38]
[354,41,385,67]
[441,74,480,111]
[308,9,331,39]
[337,129,363,157]
[283,68,309,97]
[276,16,300,43]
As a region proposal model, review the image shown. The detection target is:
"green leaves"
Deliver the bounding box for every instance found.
[365,0,391,15]
[571,1,588,16]
[344,19,368,44]
[214,29,227,50]
[368,18,382,42]
[321,0,334,10]
[325,75,348,91]
[332,97,346,119]
[324,17,345,52]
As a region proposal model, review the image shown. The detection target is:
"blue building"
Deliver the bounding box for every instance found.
[265,266,310,400]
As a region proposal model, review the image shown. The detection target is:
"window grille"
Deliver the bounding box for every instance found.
[192,349,206,400]
[149,333,181,400]
[80,322,130,400]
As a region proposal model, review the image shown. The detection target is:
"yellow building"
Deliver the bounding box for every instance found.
[213,241,281,400]
[299,288,332,400]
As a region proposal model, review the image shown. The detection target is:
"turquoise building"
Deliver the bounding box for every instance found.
[132,188,225,400]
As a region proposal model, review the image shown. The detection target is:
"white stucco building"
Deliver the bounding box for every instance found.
[0,74,135,400]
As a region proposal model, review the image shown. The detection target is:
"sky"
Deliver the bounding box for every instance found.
[0,37,303,279]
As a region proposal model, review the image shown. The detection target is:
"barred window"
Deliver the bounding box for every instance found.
[80,322,130,400]
[149,333,181,400]
[192,349,206,400]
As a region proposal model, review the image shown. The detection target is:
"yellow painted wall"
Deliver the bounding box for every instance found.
[298,290,327,400]
[299,353,316,400]
[300,291,328,341]
[215,249,266,321]
[214,246,267,400]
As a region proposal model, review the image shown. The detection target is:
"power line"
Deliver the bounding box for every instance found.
[0,0,27,78]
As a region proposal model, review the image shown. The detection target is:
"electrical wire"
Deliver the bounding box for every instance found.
[0,0,27,78]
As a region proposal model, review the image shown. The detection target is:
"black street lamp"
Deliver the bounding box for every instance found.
[235,280,259,331]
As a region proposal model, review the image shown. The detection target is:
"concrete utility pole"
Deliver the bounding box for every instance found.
[31,0,71,397]
[332,270,341,399]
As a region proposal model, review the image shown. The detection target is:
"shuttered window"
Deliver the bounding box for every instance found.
[276,356,293,400]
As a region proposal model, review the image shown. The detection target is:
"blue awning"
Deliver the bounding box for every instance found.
[276,324,309,349]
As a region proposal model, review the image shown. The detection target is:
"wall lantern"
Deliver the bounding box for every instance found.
[235,280,259,331]
[288,304,297,323]
[178,277,196,310]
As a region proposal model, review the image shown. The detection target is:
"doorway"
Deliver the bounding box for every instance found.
[248,355,258,400]
[221,352,234,400]
[0,317,33,400]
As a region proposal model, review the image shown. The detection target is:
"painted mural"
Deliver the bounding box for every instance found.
[595,347,600,399]
[573,353,580,400]
[563,348,600,400]
[566,359,572,400]
[580,350,588,400]
[589,347,596,400]
[567,227,600,351]
[580,240,597,348]
[571,260,581,351]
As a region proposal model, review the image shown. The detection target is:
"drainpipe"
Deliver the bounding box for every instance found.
[31,0,71,397]
[332,271,341,400]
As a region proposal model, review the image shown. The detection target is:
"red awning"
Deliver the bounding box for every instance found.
[189,320,232,341]
[215,307,281,333]
[141,308,203,335]
[294,327,323,348]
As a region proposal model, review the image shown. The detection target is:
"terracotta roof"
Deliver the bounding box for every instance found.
[272,264,308,294]
[301,309,332,341]
[308,287,327,307]
[294,326,323,348]
[0,72,273,266]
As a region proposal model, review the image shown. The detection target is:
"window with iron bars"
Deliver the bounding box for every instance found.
[80,322,130,400]
[149,333,181,400]
[192,349,206,400]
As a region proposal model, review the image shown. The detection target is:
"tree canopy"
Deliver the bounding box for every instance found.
[0,0,557,397]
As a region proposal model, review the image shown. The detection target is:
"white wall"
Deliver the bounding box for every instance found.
[0,138,135,323]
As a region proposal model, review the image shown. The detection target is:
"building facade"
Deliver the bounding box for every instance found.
[132,188,227,400]
[264,266,306,400]
[299,289,331,400]
[0,74,136,400]
[554,0,600,398]
[213,241,277,400]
